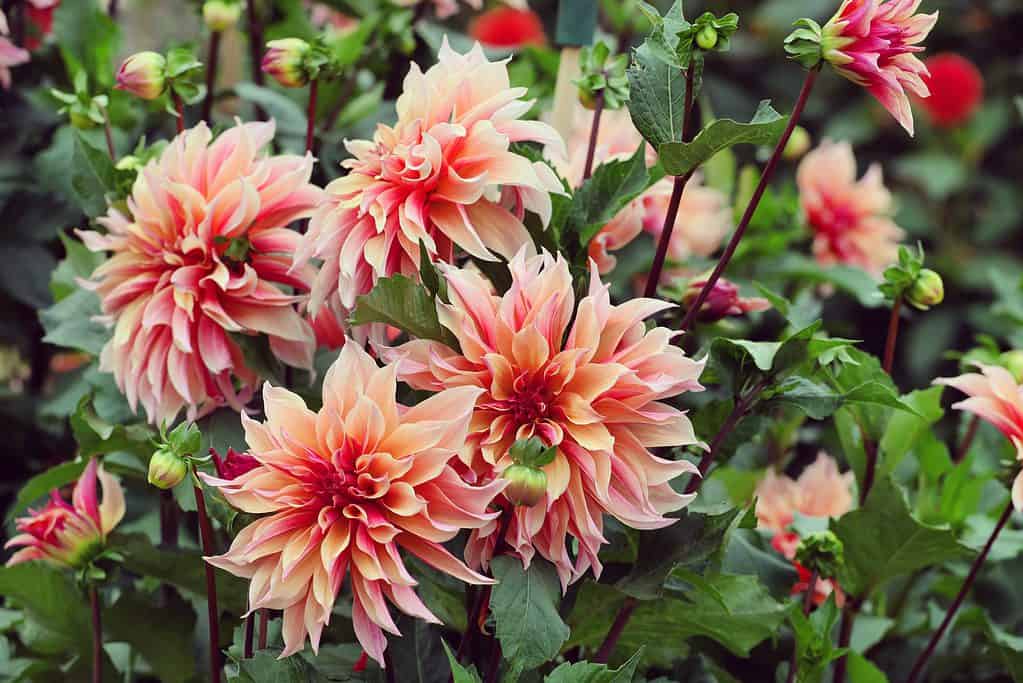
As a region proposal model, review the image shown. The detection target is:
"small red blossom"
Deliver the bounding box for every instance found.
[209,447,260,480]
[469,7,546,49]
[918,53,983,128]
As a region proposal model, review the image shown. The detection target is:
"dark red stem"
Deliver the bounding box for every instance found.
[883,296,902,375]
[593,597,637,663]
[677,67,819,334]
[833,597,862,683]
[906,500,1015,683]
[90,585,102,683]
[108,0,118,18]
[193,470,222,683]
[172,91,185,134]
[202,30,222,123]
[954,415,980,464]
[258,609,268,649]
[245,0,266,120]
[306,78,319,155]
[243,610,255,658]
[685,378,767,495]
[581,91,605,181]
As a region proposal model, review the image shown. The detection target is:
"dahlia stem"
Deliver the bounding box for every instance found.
[258,609,268,649]
[785,570,817,683]
[457,510,512,666]
[100,105,116,160]
[306,77,319,155]
[677,67,819,334]
[859,438,878,506]
[581,91,604,181]
[593,597,637,663]
[243,610,255,658]
[244,0,266,120]
[108,0,118,19]
[202,29,223,124]
[159,488,178,604]
[192,469,222,683]
[882,295,902,375]
[833,596,862,683]
[171,91,186,134]
[954,415,980,464]
[90,585,102,683]
[643,61,697,298]
[906,499,1015,683]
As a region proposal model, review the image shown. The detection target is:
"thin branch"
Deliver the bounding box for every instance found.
[202,30,223,123]
[581,91,605,181]
[90,585,102,683]
[882,296,902,375]
[193,470,222,683]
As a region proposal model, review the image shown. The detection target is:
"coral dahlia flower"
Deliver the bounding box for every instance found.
[918,53,983,128]
[821,0,938,136]
[470,6,546,49]
[385,249,706,587]
[796,139,904,276]
[297,39,564,317]
[6,459,125,568]
[79,121,320,425]
[935,364,1023,511]
[203,343,502,663]
[641,177,732,269]
[0,11,29,90]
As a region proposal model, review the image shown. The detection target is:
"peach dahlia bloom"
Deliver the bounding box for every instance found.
[203,343,502,663]
[6,459,125,568]
[821,0,938,136]
[935,364,1023,511]
[297,39,564,319]
[796,139,904,276]
[385,249,706,587]
[79,121,321,425]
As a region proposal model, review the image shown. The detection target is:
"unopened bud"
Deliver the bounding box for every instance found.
[682,275,770,323]
[211,447,260,480]
[148,448,188,489]
[794,530,844,580]
[203,0,242,32]
[906,268,944,310]
[261,38,311,88]
[503,464,547,507]
[783,126,811,160]
[1000,350,1023,383]
[115,51,168,100]
[696,25,718,50]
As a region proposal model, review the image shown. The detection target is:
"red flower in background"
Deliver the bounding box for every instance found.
[470,6,546,49]
[918,53,984,128]
[25,0,58,51]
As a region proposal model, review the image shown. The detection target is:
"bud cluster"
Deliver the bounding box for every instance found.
[115,46,204,105]
[574,41,629,110]
[502,436,557,508]
[147,422,201,490]
[880,244,944,311]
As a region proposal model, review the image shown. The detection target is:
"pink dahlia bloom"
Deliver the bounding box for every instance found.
[385,249,706,587]
[79,121,321,425]
[0,10,30,90]
[641,176,732,270]
[822,0,938,136]
[935,364,1023,511]
[6,459,125,568]
[797,139,904,276]
[203,343,502,663]
[680,274,771,323]
[297,39,564,318]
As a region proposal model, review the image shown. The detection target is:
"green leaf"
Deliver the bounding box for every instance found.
[830,476,973,596]
[790,595,847,683]
[489,556,570,671]
[568,144,652,248]
[70,131,118,218]
[53,1,120,87]
[659,101,789,176]
[69,395,151,459]
[7,460,88,521]
[234,651,327,682]
[442,641,482,683]
[543,650,643,682]
[386,617,449,683]
[51,233,105,302]
[846,652,890,683]
[0,563,91,653]
[626,43,689,149]
[40,287,109,356]
[105,592,196,683]
[0,243,56,309]
[234,83,307,138]
[350,275,458,348]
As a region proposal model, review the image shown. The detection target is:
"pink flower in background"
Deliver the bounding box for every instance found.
[821,0,938,136]
[79,121,321,425]
[6,459,125,568]
[385,250,706,587]
[641,176,732,269]
[680,275,771,323]
[935,364,1023,511]
[470,6,546,49]
[203,343,501,663]
[797,139,904,276]
[0,10,30,90]
[297,39,564,320]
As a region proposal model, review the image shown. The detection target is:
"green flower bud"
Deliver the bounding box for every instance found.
[203,0,242,32]
[115,51,168,100]
[148,447,188,489]
[783,126,811,160]
[261,38,311,88]
[794,531,844,580]
[503,464,547,508]
[696,25,718,50]
[906,268,944,311]
[1000,350,1023,383]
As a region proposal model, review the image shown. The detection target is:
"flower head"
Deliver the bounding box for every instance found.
[918,53,983,128]
[385,249,706,587]
[680,275,770,323]
[797,139,904,276]
[470,6,546,49]
[78,121,320,425]
[203,343,501,663]
[297,39,564,317]
[821,0,938,135]
[6,459,125,568]
[0,11,30,90]
[203,0,243,32]
[641,176,732,271]
[934,364,1023,511]
[115,51,168,100]
[261,38,311,88]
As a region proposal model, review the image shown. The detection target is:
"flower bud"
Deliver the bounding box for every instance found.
[261,38,311,88]
[906,268,944,310]
[203,0,242,32]
[681,275,770,323]
[115,51,168,100]
[503,464,547,507]
[1000,351,1023,383]
[696,25,718,50]
[148,447,188,489]
[782,126,811,160]
[210,447,260,480]
[794,530,844,580]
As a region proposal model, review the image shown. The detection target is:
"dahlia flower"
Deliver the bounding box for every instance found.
[641,176,731,273]
[0,11,29,90]
[935,364,1023,511]
[385,249,706,587]
[470,6,546,49]
[918,53,983,128]
[297,39,564,317]
[6,459,125,568]
[680,275,771,324]
[79,121,320,425]
[796,139,904,276]
[203,343,503,663]
[821,0,938,136]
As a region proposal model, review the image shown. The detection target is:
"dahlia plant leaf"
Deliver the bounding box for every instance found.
[198,408,249,463]
[104,592,196,683]
[53,0,120,87]
[40,287,109,356]
[658,101,789,176]
[7,460,87,522]
[0,242,57,309]
[490,556,570,671]
[234,83,307,139]
[387,617,450,683]
[442,640,482,683]
[789,594,847,683]
[722,530,799,597]
[50,233,104,302]
[568,144,652,249]
[70,395,152,460]
[350,274,459,349]
[0,563,91,653]
[627,42,700,149]
[543,649,643,682]
[830,476,973,596]
[234,651,328,682]
[70,131,118,218]
[845,652,890,683]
